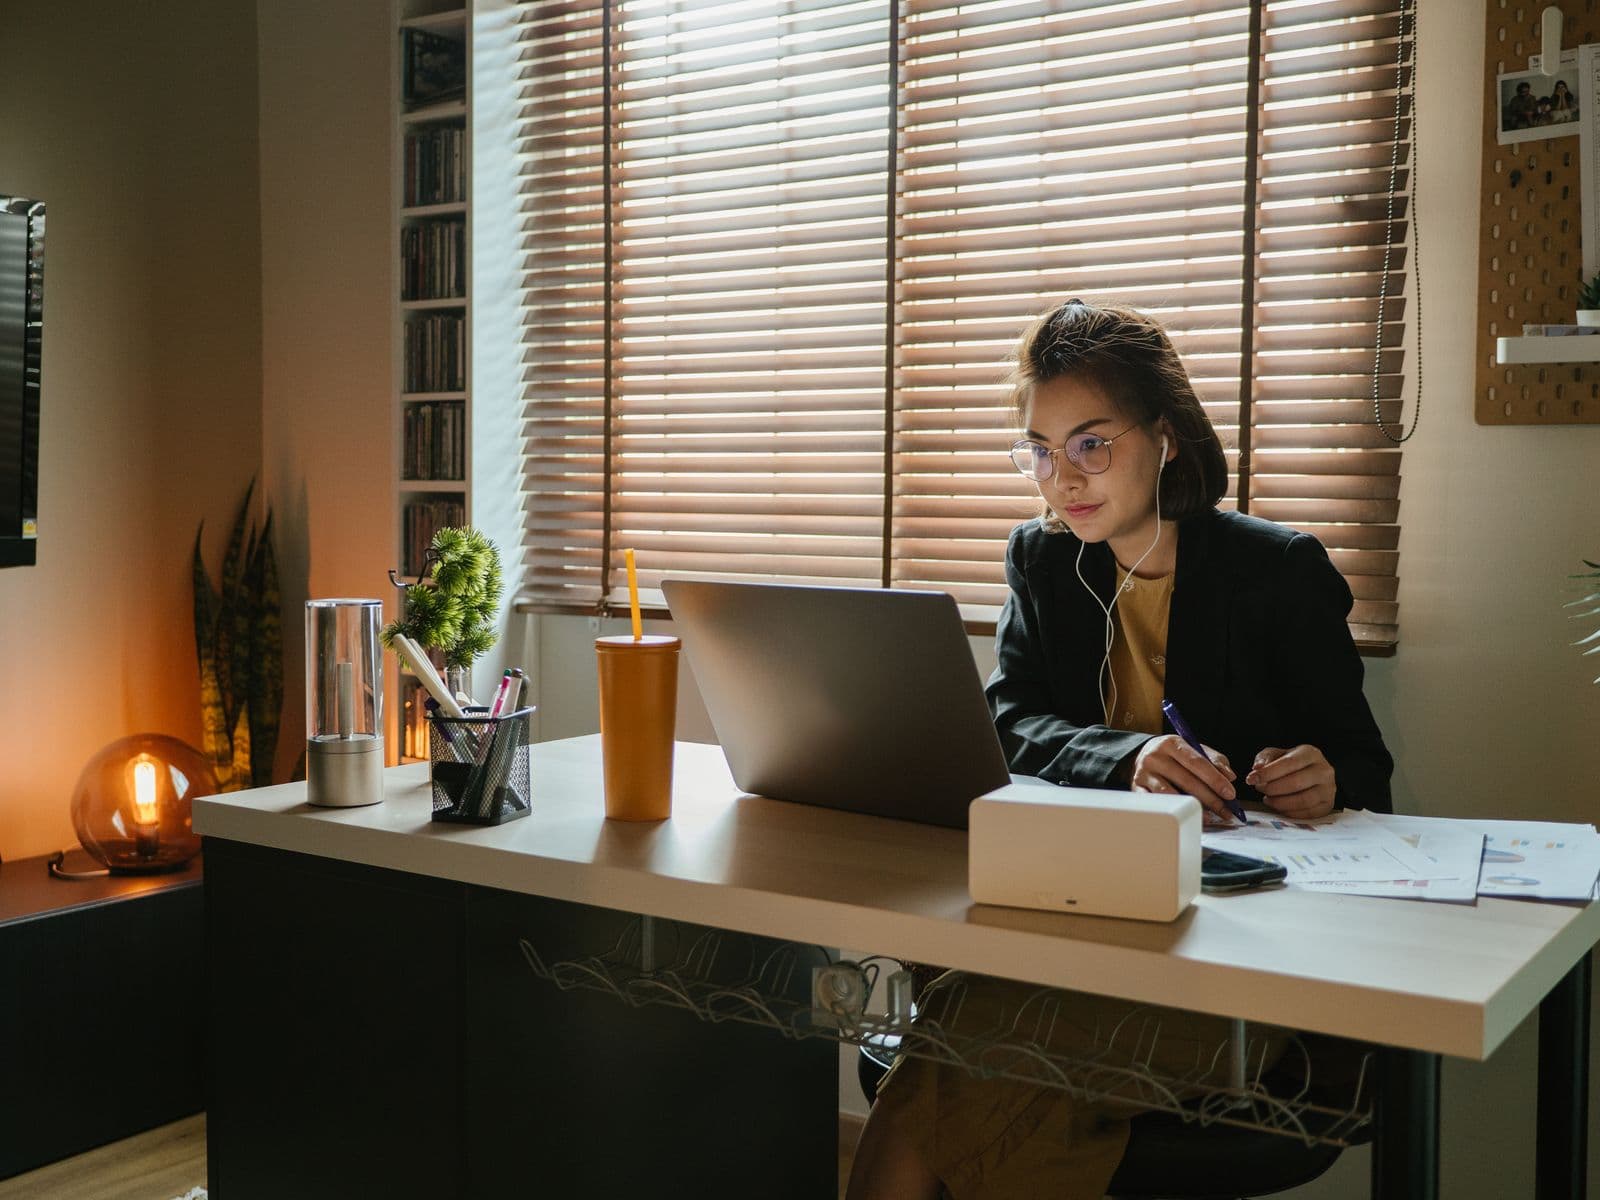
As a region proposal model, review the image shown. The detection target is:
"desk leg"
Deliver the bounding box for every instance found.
[1371,1048,1439,1200]
[1537,953,1592,1200]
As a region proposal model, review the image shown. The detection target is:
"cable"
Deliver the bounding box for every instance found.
[1074,437,1169,727]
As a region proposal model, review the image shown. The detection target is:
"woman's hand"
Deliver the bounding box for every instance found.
[1129,734,1238,824]
[1246,745,1336,819]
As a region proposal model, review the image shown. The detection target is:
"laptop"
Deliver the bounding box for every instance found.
[661,579,1015,829]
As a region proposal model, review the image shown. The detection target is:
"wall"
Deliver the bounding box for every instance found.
[524,2,1600,1194]
[256,0,394,778]
[0,0,263,862]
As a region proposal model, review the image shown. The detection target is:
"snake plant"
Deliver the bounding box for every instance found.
[1568,558,1600,684]
[192,480,283,790]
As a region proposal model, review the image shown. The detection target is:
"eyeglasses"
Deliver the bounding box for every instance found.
[1009,425,1141,481]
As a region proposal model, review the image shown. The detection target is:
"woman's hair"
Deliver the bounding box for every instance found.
[1006,299,1229,526]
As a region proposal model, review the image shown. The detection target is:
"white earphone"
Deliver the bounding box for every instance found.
[1076,429,1170,727]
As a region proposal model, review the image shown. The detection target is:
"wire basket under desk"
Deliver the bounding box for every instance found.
[517,916,1375,1149]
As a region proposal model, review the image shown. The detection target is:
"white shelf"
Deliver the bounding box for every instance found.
[401,295,467,310]
[402,391,467,402]
[400,479,467,492]
[403,99,467,124]
[402,201,468,219]
[401,8,466,32]
[1496,336,1600,364]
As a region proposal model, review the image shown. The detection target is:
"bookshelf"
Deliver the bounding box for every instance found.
[394,2,470,761]
[390,0,524,764]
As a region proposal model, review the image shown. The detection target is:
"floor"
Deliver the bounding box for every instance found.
[0,1115,206,1200]
[0,1112,864,1200]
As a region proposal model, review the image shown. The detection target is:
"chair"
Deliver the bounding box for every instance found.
[855,1043,1356,1200]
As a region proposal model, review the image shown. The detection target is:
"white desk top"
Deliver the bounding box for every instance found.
[193,736,1600,1061]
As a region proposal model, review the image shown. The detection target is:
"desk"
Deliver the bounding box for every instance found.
[195,736,1598,1199]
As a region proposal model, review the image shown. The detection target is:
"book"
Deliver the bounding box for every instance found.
[403,28,466,107]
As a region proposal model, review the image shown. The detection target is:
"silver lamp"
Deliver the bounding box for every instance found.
[306,599,385,808]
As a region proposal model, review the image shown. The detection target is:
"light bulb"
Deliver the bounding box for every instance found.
[130,755,160,857]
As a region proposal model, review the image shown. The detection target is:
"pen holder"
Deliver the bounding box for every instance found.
[428,706,534,825]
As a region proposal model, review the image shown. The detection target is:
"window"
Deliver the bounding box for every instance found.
[518,0,1412,650]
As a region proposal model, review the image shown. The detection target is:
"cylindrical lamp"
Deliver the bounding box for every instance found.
[306,598,385,808]
[66,734,213,875]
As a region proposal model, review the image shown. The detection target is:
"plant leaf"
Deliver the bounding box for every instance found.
[227,489,256,743]
[226,703,252,793]
[248,511,283,788]
[192,523,218,668]
[215,479,255,728]
[1563,593,1600,608]
[1573,628,1600,646]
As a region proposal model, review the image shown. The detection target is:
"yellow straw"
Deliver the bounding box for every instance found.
[625,548,642,640]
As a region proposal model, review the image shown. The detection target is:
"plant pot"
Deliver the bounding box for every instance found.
[1576,309,1600,326]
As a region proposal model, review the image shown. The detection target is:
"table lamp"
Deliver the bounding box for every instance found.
[54,734,214,878]
[306,598,385,807]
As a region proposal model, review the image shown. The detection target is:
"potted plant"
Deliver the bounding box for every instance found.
[1578,274,1600,326]
[192,479,283,791]
[382,525,503,699]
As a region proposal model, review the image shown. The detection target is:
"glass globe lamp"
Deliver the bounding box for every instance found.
[69,735,213,874]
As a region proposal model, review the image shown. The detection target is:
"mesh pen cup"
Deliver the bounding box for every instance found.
[595,634,679,821]
[306,599,385,808]
[429,706,534,825]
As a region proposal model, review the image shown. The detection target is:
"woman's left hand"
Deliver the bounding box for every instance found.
[1246,745,1336,819]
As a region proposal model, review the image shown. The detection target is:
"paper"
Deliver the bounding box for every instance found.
[1470,818,1600,901]
[1202,809,1443,884]
[1204,811,1600,904]
[1307,812,1486,902]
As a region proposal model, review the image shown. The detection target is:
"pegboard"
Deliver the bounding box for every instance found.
[1476,0,1600,424]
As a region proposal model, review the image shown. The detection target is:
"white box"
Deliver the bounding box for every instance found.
[968,782,1201,922]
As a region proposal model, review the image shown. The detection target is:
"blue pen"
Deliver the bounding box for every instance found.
[1160,699,1246,823]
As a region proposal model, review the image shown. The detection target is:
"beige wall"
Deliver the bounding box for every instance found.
[257,0,394,777]
[0,0,262,862]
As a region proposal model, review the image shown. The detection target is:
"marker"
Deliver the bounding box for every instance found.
[488,669,514,717]
[1160,699,1246,823]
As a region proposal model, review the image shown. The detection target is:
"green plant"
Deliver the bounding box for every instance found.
[1579,273,1600,311]
[382,526,503,671]
[192,480,283,791]
[1568,558,1600,684]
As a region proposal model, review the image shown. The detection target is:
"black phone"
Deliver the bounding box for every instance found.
[1200,847,1287,893]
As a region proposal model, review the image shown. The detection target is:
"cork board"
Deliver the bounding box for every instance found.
[1476,1,1600,424]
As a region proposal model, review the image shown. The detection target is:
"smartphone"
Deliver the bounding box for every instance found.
[1200,847,1288,893]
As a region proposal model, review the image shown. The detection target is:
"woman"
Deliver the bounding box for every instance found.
[846,300,1392,1200]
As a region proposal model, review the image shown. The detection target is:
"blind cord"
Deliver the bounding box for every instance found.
[1374,0,1423,444]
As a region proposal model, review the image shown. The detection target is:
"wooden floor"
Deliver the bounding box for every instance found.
[0,1112,861,1199]
[0,1115,206,1200]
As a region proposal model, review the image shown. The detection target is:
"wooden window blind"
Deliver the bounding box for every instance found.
[517,0,1410,650]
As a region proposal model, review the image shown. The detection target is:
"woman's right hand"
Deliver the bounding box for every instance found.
[1129,734,1238,823]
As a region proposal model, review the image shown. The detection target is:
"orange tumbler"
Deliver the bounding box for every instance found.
[595,634,680,820]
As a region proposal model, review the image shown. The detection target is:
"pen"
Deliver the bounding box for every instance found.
[1160,699,1246,823]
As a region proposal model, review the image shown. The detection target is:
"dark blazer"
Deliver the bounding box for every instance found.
[985,507,1393,813]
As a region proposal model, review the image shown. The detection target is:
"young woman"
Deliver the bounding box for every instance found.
[845,300,1393,1200]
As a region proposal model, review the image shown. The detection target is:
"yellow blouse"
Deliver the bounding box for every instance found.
[1104,567,1175,736]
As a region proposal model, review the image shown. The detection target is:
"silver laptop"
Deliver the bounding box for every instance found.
[661,579,1013,829]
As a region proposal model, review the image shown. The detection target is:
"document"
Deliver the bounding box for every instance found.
[1203,811,1600,904]
[1308,812,1486,903]
[1469,818,1600,901]
[1201,809,1443,884]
